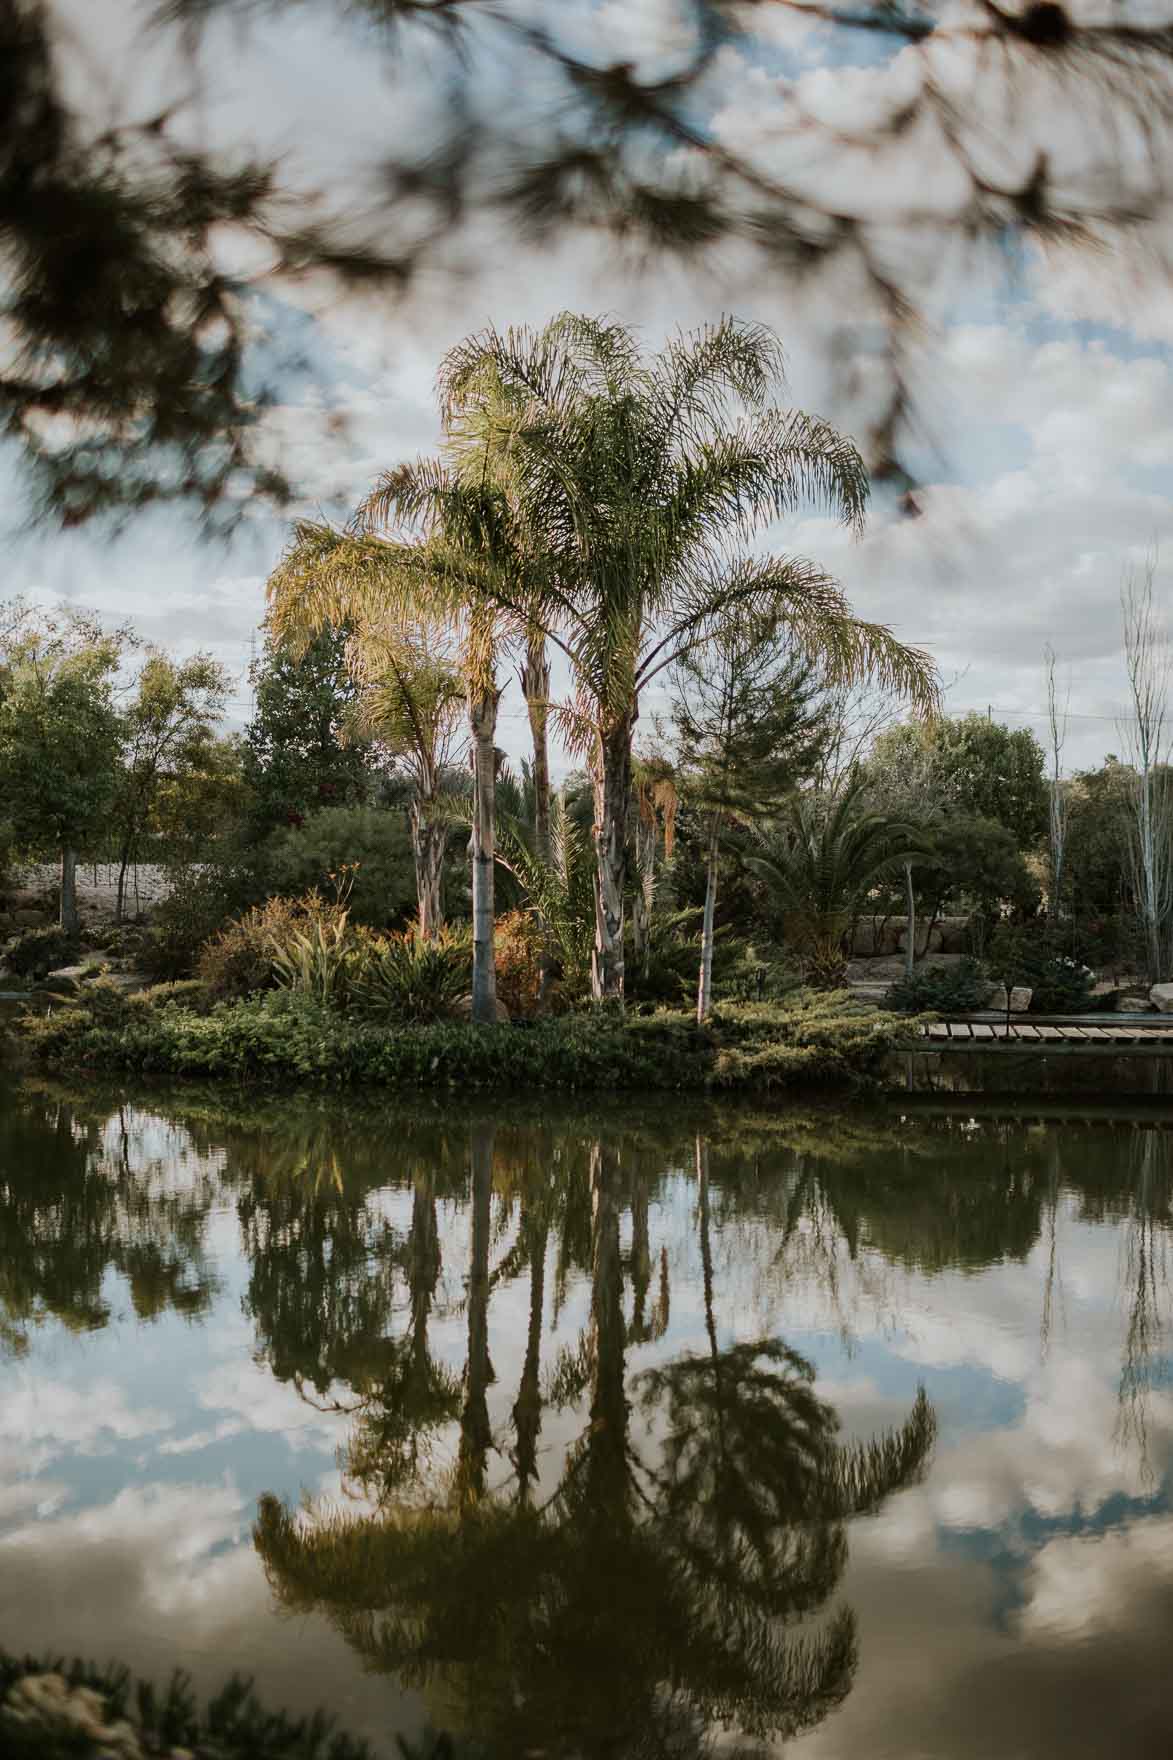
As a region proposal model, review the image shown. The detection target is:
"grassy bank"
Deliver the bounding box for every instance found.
[16,982,923,1093]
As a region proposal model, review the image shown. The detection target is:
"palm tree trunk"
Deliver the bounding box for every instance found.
[469,683,499,1023]
[410,797,447,939]
[904,861,916,978]
[512,1211,548,1503]
[697,814,720,1023]
[591,717,633,1004]
[632,811,656,971]
[60,846,80,935]
[521,635,554,1008]
[457,1121,494,1505]
[520,635,552,868]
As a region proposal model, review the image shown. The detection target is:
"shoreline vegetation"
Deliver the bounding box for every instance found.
[14,982,924,1094]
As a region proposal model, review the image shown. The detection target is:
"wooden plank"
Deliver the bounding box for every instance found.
[1033,1026,1065,1041]
[1057,1027,1089,1041]
[1012,1024,1042,1040]
[1079,1026,1113,1040]
[970,1023,994,1039]
[947,1022,973,1040]
[925,1023,951,1040]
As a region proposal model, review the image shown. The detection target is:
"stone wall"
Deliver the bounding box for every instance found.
[850,916,972,957]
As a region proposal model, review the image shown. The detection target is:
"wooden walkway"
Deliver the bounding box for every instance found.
[919,1013,1173,1053]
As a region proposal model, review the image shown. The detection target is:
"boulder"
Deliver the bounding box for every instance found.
[1149,983,1173,1013]
[99,970,150,996]
[1116,992,1156,1012]
[983,984,1032,1013]
[451,994,512,1025]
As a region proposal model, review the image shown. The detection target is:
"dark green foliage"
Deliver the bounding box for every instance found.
[0,1649,374,1760]
[870,716,1049,849]
[242,629,373,837]
[19,989,921,1093]
[351,926,473,1024]
[141,863,261,981]
[885,958,989,1016]
[258,806,417,929]
[987,924,1096,1013]
[1,925,79,980]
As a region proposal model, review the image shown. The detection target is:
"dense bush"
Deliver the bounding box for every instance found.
[142,863,260,981]
[18,987,922,1093]
[1,925,80,980]
[885,958,990,1016]
[258,806,417,929]
[348,924,472,1023]
[986,924,1096,1013]
[197,892,348,1000]
[492,909,545,1017]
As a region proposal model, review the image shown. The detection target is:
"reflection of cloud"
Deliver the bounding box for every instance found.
[0,1479,415,1748]
[0,1378,173,1462]
[157,1421,247,1457]
[1019,1515,1173,1640]
[197,1360,348,1456]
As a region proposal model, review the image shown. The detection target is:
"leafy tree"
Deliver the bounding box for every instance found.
[670,614,829,1020]
[242,624,373,837]
[871,714,1049,849]
[111,651,230,922]
[0,613,124,931]
[437,313,937,1002]
[1064,757,1137,923]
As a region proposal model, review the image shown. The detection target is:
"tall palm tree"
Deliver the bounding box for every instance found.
[746,770,934,987]
[267,492,527,1023]
[430,313,939,1003]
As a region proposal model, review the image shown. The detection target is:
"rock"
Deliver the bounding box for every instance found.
[40,962,97,996]
[99,970,150,996]
[2,1672,144,1759]
[11,907,48,926]
[1149,983,1173,1013]
[451,994,512,1024]
[1116,992,1156,1012]
[1010,986,1032,1013]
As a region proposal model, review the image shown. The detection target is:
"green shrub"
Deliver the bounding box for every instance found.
[270,910,356,1006]
[718,940,803,1004]
[142,863,259,982]
[1,925,79,981]
[349,923,473,1023]
[18,987,922,1093]
[885,958,989,1015]
[986,923,1096,1013]
[258,806,417,929]
[197,891,347,999]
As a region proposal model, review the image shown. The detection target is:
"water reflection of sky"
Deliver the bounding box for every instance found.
[1,1092,1172,1758]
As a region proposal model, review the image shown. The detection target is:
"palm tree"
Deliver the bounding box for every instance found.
[746,771,934,987]
[267,492,528,1023]
[431,312,939,1004]
[347,618,465,939]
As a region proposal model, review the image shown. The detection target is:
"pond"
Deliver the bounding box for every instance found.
[2,1076,1172,1758]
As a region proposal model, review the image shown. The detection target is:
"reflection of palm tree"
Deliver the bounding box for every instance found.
[256,1127,936,1759]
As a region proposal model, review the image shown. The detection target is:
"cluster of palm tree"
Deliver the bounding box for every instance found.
[268,312,938,1021]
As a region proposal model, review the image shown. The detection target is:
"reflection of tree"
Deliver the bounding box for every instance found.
[0,1093,217,1353]
[1109,1127,1173,1479]
[255,1128,936,1758]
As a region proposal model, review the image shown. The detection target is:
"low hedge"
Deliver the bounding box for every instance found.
[17,982,924,1093]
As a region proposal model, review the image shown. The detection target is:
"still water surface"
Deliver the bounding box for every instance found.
[2,1078,1172,1757]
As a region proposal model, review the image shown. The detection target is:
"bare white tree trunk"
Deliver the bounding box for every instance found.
[469,684,499,1023]
[1120,558,1173,985]
[903,861,916,978]
[697,816,720,1023]
[1044,642,1069,923]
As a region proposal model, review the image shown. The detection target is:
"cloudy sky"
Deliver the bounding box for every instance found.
[9,0,1173,779]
